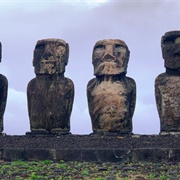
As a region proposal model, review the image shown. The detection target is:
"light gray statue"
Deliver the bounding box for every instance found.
[155,31,180,134]
[87,39,136,134]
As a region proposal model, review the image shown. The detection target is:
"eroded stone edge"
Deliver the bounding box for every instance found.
[1,148,180,162]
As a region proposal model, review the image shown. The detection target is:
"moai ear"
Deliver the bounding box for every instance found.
[65,43,69,65]
[0,42,2,62]
[32,42,38,66]
[125,47,130,61]
[161,34,170,60]
[32,49,36,66]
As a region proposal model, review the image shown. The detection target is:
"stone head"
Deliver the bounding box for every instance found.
[33,38,69,75]
[161,31,180,71]
[92,39,130,76]
[0,42,1,63]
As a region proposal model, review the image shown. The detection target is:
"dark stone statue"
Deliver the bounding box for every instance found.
[155,31,180,134]
[0,42,8,133]
[87,39,136,134]
[27,39,74,135]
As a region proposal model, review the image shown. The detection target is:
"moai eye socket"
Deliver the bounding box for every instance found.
[94,44,105,52]
[56,45,65,55]
[163,38,175,45]
[36,44,45,50]
[114,44,126,52]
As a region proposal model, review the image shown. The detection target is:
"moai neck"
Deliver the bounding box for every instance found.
[36,73,65,81]
[166,68,180,76]
[96,74,126,82]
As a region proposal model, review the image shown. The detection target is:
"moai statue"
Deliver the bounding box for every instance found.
[0,42,8,134]
[87,39,136,134]
[155,31,180,134]
[27,39,74,135]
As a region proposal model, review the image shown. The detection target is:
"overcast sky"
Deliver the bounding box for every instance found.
[0,0,179,135]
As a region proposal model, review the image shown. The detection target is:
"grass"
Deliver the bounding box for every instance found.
[0,160,179,180]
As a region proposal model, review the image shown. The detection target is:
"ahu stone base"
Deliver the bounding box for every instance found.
[0,134,179,162]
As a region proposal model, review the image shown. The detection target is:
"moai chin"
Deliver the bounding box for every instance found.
[87,39,136,134]
[0,42,8,134]
[27,39,74,135]
[155,31,180,134]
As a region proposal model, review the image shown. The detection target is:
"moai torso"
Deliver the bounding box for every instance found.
[27,39,74,134]
[87,39,136,134]
[28,75,74,132]
[0,42,8,133]
[155,31,180,133]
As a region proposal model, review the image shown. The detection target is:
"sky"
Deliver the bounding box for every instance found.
[0,0,179,135]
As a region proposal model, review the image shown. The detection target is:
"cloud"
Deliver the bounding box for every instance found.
[133,99,160,135]
[0,1,60,13]
[62,0,110,9]
[7,88,26,108]
[4,88,29,135]
[0,65,9,76]
[71,105,92,135]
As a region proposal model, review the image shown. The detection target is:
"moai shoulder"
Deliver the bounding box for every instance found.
[155,31,180,134]
[27,38,74,135]
[87,39,136,135]
[0,42,8,133]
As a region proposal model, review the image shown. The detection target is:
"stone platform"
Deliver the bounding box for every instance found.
[0,134,180,162]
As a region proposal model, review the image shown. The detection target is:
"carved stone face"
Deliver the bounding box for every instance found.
[33,39,69,75]
[161,31,180,71]
[0,42,2,62]
[92,39,130,76]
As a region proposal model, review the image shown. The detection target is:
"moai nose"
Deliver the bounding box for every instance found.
[174,37,180,56]
[42,46,53,59]
[174,42,180,57]
[103,54,116,61]
[102,45,115,61]
[42,49,53,60]
[175,37,180,43]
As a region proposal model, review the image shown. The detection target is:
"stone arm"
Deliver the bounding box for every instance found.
[0,75,8,117]
[127,77,136,119]
[155,75,162,119]
[86,78,96,123]
[0,74,8,131]
[65,78,74,125]
[27,78,36,121]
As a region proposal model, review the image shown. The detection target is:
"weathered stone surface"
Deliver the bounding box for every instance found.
[132,148,169,163]
[155,31,180,133]
[161,31,180,71]
[2,147,180,162]
[3,148,26,161]
[0,135,180,162]
[87,39,136,133]
[27,39,74,134]
[0,42,8,133]
[26,148,56,161]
